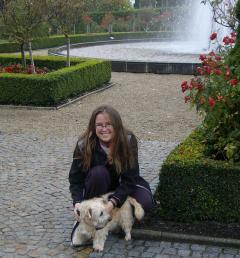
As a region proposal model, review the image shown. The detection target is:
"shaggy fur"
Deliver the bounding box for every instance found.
[71,193,144,251]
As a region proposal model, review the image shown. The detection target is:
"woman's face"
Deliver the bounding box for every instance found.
[95,112,115,144]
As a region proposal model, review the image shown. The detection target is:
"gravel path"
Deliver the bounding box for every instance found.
[0,72,201,141]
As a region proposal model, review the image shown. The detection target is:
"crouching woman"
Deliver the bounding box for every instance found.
[69,105,154,242]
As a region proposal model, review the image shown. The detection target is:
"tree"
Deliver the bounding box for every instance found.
[0,0,48,72]
[202,0,238,31]
[48,0,85,67]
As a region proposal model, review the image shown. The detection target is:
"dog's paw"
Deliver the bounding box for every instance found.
[125,233,131,241]
[93,245,104,252]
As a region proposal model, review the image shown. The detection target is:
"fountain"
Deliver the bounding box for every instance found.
[53,1,232,74]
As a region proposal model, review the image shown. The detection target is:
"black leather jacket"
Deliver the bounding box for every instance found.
[68,134,151,207]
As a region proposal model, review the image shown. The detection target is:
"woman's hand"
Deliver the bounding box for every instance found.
[73,203,81,221]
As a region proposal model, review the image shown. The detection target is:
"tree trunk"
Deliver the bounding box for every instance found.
[73,24,76,34]
[108,24,113,34]
[28,41,36,74]
[20,42,26,68]
[87,24,90,34]
[66,37,71,67]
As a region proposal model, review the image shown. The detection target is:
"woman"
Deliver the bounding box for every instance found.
[69,105,154,223]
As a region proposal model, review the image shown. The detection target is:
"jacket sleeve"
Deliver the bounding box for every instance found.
[110,134,139,207]
[68,141,86,206]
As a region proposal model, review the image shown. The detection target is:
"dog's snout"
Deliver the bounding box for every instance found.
[108,217,112,222]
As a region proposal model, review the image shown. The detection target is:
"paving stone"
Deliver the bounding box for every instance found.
[142,251,155,257]
[223,248,239,255]
[162,248,177,255]
[219,254,235,258]
[203,252,219,258]
[191,251,203,258]
[178,249,191,256]
[146,246,163,254]
[191,244,206,251]
[206,246,223,253]
[155,255,173,258]
[173,243,190,249]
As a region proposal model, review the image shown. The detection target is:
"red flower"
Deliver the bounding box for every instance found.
[4,66,14,73]
[229,37,235,44]
[199,54,206,61]
[231,32,236,38]
[215,69,222,75]
[229,78,238,87]
[208,97,215,108]
[210,32,217,40]
[196,66,203,75]
[215,55,222,61]
[181,81,188,92]
[209,51,215,56]
[184,96,190,103]
[204,66,212,75]
[223,36,230,45]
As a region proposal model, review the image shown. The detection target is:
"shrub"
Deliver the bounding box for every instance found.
[181,32,240,162]
[0,55,111,106]
[0,31,176,53]
[154,130,240,222]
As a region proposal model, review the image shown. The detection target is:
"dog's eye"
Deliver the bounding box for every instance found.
[100,212,103,216]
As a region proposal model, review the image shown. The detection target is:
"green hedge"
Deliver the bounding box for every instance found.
[0,31,174,53]
[154,130,240,223]
[0,55,111,106]
[0,54,87,69]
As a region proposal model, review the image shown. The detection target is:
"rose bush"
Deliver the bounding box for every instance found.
[181,32,240,162]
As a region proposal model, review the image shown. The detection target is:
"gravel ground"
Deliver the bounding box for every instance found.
[0,72,201,141]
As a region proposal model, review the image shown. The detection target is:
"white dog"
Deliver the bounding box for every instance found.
[71,193,144,251]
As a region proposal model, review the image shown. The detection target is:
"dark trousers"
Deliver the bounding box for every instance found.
[84,165,154,212]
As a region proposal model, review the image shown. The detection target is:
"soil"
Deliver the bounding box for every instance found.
[134,204,240,240]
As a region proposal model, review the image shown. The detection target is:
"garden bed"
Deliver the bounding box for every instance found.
[0,55,111,106]
[134,204,240,240]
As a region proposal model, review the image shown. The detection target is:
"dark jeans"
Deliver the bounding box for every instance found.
[84,165,154,212]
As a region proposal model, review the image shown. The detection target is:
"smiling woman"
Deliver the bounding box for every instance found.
[69,105,155,246]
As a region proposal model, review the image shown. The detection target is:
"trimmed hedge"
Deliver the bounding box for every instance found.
[0,31,175,53]
[0,55,111,106]
[154,130,240,223]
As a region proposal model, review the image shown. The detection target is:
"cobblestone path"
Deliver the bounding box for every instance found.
[0,73,239,257]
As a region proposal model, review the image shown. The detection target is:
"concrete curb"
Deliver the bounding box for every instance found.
[0,82,116,111]
[132,229,240,248]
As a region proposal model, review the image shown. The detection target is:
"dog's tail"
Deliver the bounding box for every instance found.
[128,197,144,221]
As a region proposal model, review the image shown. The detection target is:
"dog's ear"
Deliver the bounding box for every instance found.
[87,208,92,218]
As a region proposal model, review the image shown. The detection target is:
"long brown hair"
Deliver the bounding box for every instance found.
[78,105,136,174]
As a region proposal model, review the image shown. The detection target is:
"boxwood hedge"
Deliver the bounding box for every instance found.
[0,55,111,106]
[0,31,174,53]
[154,130,240,223]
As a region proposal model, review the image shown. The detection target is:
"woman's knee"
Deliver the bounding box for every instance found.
[131,188,154,212]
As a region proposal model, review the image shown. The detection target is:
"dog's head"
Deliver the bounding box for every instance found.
[82,198,112,230]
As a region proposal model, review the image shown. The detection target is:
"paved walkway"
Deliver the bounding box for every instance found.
[0,73,239,257]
